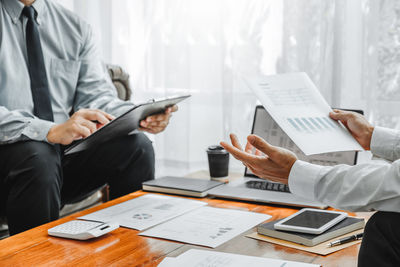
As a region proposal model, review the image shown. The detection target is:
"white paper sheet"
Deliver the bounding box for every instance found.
[79,194,207,230]
[251,107,357,166]
[244,73,363,155]
[157,257,177,267]
[160,249,320,267]
[140,206,271,248]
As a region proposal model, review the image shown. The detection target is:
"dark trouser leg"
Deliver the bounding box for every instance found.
[358,211,400,267]
[0,141,62,235]
[61,133,155,203]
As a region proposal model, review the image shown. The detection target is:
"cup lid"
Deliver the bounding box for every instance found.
[206,145,228,154]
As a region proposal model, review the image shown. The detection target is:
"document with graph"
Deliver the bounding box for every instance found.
[79,194,207,230]
[244,72,363,155]
[139,206,271,248]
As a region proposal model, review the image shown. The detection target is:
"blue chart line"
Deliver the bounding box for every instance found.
[323,117,337,128]
[294,118,309,132]
[301,118,315,131]
[287,118,301,131]
[308,117,322,130]
[315,117,330,129]
[288,116,338,133]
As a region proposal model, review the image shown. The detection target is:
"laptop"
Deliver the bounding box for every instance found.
[208,106,361,209]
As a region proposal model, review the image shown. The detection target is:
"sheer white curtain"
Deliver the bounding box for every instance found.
[59,0,400,175]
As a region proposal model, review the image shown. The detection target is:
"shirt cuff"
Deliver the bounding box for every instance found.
[22,119,56,142]
[288,160,331,200]
[370,126,400,161]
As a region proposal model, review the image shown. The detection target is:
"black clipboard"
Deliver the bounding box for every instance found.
[64,94,191,155]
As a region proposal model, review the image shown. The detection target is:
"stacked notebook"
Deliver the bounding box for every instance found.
[142,176,224,197]
[257,217,364,247]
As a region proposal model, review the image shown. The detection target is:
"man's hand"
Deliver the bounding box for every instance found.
[139,105,178,134]
[47,109,114,145]
[220,134,297,185]
[329,109,374,150]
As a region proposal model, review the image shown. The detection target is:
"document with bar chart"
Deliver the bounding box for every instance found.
[244,72,363,155]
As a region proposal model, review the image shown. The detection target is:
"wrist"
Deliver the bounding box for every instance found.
[47,125,59,144]
[288,160,328,199]
[365,125,375,150]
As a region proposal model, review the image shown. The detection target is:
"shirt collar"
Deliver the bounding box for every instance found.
[2,0,45,25]
[32,0,45,24]
[2,0,24,24]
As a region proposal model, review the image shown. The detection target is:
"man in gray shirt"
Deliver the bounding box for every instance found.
[0,0,177,235]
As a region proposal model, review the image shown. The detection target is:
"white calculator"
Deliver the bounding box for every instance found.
[48,220,119,240]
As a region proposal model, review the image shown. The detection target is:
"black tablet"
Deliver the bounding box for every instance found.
[64,94,191,155]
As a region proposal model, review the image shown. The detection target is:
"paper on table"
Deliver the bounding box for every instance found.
[243,73,363,155]
[140,206,271,248]
[79,194,207,230]
[161,249,320,267]
[157,257,177,267]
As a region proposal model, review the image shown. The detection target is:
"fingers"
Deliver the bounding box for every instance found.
[220,141,258,164]
[139,125,165,133]
[79,119,97,134]
[146,113,170,122]
[140,105,178,130]
[141,112,171,127]
[244,140,254,154]
[76,109,112,125]
[97,109,115,121]
[244,141,262,155]
[139,118,168,133]
[71,122,91,139]
[70,109,116,139]
[329,109,355,122]
[223,134,263,160]
[142,105,178,124]
[229,134,243,150]
[247,135,277,156]
[168,105,178,113]
[230,134,258,155]
[96,109,115,121]
[140,120,168,128]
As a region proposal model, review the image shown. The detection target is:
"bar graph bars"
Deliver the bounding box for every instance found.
[287,117,338,133]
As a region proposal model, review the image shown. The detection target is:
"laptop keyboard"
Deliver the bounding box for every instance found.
[245,180,291,193]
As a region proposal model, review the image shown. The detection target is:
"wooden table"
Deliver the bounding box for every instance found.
[0,191,361,266]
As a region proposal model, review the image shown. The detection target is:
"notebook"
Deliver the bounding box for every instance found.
[142,176,224,197]
[257,217,364,246]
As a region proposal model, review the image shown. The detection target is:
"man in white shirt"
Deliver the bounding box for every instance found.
[221,109,400,266]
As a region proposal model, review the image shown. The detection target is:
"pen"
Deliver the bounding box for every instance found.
[328,233,363,247]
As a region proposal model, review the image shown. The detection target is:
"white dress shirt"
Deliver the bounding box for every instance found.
[288,126,400,212]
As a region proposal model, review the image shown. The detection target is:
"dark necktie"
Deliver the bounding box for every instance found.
[22,6,54,122]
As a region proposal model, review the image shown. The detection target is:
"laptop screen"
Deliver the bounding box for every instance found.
[245,106,359,178]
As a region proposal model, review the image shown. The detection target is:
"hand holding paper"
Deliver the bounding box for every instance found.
[329,109,374,150]
[243,73,364,155]
[140,105,178,134]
